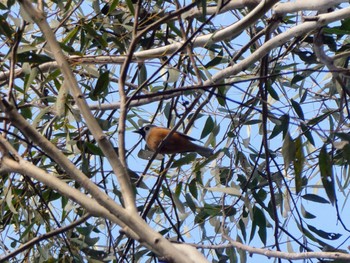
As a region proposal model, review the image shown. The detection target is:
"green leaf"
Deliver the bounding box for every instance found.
[301,204,316,219]
[291,99,304,120]
[319,145,336,205]
[194,208,210,224]
[62,26,80,45]
[189,179,198,199]
[216,85,227,106]
[218,167,233,185]
[200,0,206,18]
[294,136,305,194]
[223,206,236,216]
[175,182,182,197]
[307,224,341,240]
[301,123,315,146]
[206,187,241,197]
[308,111,332,126]
[166,20,182,38]
[239,219,247,241]
[17,52,53,63]
[185,193,197,213]
[281,132,295,171]
[301,194,330,204]
[85,142,104,156]
[203,203,222,216]
[107,0,120,14]
[243,119,261,125]
[20,107,32,119]
[138,64,147,87]
[171,153,196,168]
[269,114,289,139]
[252,206,266,245]
[96,118,112,131]
[91,70,110,100]
[205,49,224,68]
[267,85,279,101]
[334,132,350,142]
[0,15,14,38]
[173,194,185,214]
[200,116,214,139]
[125,0,135,15]
[291,74,306,85]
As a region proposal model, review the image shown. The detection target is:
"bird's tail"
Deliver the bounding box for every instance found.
[196,145,214,158]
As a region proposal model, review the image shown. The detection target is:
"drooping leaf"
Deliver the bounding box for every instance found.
[269,114,289,139]
[171,153,196,168]
[216,85,227,106]
[308,111,332,126]
[251,206,266,245]
[91,70,110,100]
[239,219,247,242]
[291,74,306,85]
[301,204,316,219]
[200,116,214,139]
[189,178,198,199]
[301,194,330,204]
[17,52,53,63]
[334,132,350,142]
[218,167,234,185]
[206,187,241,197]
[281,132,295,171]
[301,123,315,146]
[291,99,304,120]
[138,64,147,87]
[172,194,185,214]
[294,136,305,194]
[185,193,197,213]
[194,208,210,224]
[267,85,279,101]
[319,145,336,205]
[175,182,182,197]
[205,49,224,68]
[125,0,135,15]
[84,142,104,156]
[0,15,14,38]
[307,224,341,240]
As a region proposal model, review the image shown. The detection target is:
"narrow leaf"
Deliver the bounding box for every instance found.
[291,99,304,120]
[206,187,241,197]
[200,116,214,139]
[301,123,315,146]
[92,70,109,100]
[302,194,330,204]
[294,136,304,194]
[282,132,295,171]
[301,204,316,219]
[307,224,341,240]
[319,145,336,205]
[189,179,198,199]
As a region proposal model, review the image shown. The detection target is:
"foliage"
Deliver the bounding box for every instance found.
[0,0,350,262]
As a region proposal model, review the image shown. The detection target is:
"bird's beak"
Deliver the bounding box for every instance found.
[133,129,142,135]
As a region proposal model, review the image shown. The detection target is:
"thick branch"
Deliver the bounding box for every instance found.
[203,7,350,86]
[222,234,350,260]
[0,138,136,239]
[17,0,136,211]
[274,0,346,15]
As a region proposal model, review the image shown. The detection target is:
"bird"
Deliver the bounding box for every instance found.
[133,124,213,157]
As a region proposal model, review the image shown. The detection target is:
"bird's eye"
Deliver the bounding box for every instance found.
[145,126,150,131]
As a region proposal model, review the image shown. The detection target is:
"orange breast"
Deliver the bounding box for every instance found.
[146,127,198,154]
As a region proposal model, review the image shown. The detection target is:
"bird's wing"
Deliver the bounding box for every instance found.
[175,131,198,141]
